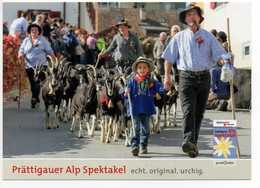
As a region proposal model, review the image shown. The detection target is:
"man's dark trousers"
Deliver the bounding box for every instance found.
[179,71,211,144]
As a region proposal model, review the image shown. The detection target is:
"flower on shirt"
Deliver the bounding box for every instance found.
[129,41,135,47]
[148,78,154,88]
[34,42,40,47]
[195,36,204,48]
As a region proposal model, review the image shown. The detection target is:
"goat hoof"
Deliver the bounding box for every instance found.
[174,124,177,127]
[78,134,83,138]
[125,141,131,147]
[47,127,51,129]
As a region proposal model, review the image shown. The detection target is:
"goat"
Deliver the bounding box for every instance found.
[70,65,98,138]
[97,69,122,143]
[59,60,78,122]
[41,56,64,129]
[33,60,48,87]
[150,66,179,133]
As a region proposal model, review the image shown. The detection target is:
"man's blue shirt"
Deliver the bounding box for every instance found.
[162,27,227,71]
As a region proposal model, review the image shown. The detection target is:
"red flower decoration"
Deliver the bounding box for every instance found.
[195,36,204,48]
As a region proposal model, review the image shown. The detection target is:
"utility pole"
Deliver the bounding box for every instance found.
[95,2,98,33]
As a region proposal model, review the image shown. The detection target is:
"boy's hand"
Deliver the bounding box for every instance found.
[124,87,130,96]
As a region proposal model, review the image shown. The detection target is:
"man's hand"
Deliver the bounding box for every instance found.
[98,53,104,59]
[164,76,172,91]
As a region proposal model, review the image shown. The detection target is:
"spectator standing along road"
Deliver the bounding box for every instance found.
[153,32,167,75]
[3,20,9,36]
[86,32,103,65]
[9,10,29,39]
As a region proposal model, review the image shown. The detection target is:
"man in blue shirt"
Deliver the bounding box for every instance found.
[206,65,230,111]
[162,4,234,158]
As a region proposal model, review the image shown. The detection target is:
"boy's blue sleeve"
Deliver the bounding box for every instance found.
[154,80,168,94]
[121,79,133,99]
[121,85,128,99]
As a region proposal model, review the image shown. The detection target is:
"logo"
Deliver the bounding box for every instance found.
[213,120,237,127]
[214,160,237,167]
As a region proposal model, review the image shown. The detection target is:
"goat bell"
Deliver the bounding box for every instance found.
[108,100,114,109]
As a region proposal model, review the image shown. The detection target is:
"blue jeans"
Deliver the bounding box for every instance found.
[131,114,151,149]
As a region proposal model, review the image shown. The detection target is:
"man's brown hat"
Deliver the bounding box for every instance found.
[179,4,204,25]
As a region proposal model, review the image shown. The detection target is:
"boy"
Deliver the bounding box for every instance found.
[122,56,168,156]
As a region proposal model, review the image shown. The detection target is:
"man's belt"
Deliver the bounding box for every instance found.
[180,70,210,76]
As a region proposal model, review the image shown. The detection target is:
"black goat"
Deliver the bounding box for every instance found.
[41,56,64,129]
[70,65,98,138]
[97,69,122,143]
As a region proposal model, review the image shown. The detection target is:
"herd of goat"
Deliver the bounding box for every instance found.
[33,55,179,146]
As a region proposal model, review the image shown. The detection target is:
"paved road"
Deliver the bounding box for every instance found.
[3,93,251,159]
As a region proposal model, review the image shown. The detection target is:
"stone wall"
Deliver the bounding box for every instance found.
[233,69,251,109]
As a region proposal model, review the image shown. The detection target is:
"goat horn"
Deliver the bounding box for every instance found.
[124,67,131,78]
[118,66,123,75]
[39,60,47,68]
[47,55,54,72]
[86,64,97,78]
[60,57,67,67]
[35,60,41,69]
[120,76,127,85]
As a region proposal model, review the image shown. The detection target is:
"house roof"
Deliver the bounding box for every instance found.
[98,8,186,37]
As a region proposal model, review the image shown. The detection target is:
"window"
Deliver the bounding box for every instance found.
[242,41,251,60]
[159,17,166,23]
[118,16,124,21]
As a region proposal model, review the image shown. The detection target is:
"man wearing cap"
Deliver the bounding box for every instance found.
[18,24,55,108]
[98,18,143,69]
[162,4,234,158]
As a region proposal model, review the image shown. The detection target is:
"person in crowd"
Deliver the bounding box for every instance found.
[165,25,181,46]
[98,18,143,69]
[86,32,103,65]
[42,16,52,41]
[96,33,107,68]
[18,24,56,108]
[62,26,78,65]
[33,14,44,27]
[3,20,9,36]
[206,30,231,111]
[210,29,218,37]
[153,32,167,75]
[162,4,234,158]
[205,64,230,111]
[217,31,228,52]
[9,10,29,39]
[75,29,86,64]
[122,57,169,156]
[31,10,39,22]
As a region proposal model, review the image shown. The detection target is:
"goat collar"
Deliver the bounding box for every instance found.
[100,89,109,106]
[135,74,148,83]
